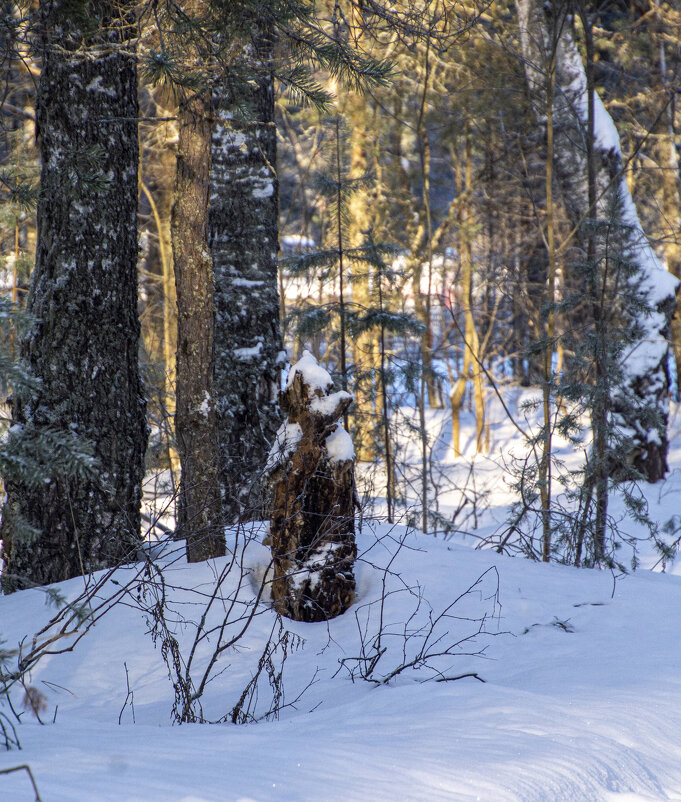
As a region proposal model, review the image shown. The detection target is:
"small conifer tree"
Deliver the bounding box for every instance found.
[501,189,664,568]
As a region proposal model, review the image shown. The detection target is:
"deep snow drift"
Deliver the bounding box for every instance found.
[3,400,681,801]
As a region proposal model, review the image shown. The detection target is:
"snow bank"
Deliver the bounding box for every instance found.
[5,400,681,801]
[4,524,681,800]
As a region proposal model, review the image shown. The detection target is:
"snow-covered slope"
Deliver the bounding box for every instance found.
[3,508,681,801]
[3,395,681,801]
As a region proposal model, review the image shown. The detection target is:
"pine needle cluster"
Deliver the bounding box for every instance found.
[139,0,392,111]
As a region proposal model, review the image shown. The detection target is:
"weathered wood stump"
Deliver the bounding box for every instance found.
[266,351,356,622]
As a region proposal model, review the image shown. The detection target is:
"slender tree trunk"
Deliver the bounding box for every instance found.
[140,179,179,482]
[450,364,469,458]
[464,128,486,454]
[450,129,485,456]
[377,272,394,522]
[335,115,349,431]
[209,29,284,522]
[538,22,558,563]
[579,10,608,562]
[172,89,225,561]
[347,112,377,461]
[0,1,147,589]
[413,42,442,411]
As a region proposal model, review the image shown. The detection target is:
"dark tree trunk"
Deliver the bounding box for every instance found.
[209,29,284,523]
[0,1,147,590]
[267,352,356,623]
[172,88,226,562]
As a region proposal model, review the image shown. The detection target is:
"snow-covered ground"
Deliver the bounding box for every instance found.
[3,397,681,801]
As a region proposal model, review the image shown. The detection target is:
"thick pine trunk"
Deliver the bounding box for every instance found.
[267,352,356,622]
[516,0,678,481]
[209,31,284,523]
[172,89,225,562]
[0,1,147,589]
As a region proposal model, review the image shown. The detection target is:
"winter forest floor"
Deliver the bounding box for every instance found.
[3,394,681,801]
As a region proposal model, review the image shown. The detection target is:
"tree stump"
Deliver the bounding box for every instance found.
[266,351,356,622]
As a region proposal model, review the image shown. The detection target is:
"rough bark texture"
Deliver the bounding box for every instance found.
[0,1,147,589]
[516,0,678,481]
[172,89,225,562]
[267,352,356,623]
[209,31,284,524]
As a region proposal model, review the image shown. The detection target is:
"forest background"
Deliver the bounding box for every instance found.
[1,0,681,590]
[2,2,681,798]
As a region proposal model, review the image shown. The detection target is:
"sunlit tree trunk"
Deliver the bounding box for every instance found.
[346,112,377,461]
[450,127,486,456]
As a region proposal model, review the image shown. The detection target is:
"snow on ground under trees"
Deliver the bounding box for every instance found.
[3,395,681,801]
